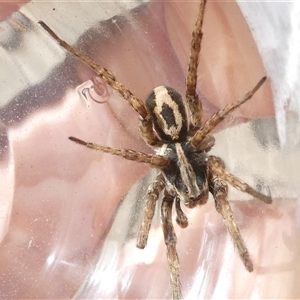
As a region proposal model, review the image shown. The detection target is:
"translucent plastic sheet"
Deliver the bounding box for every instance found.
[0,1,299,299]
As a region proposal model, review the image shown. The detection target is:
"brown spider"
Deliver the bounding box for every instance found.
[39,0,272,299]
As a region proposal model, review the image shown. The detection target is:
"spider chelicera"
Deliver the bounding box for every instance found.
[39,0,272,298]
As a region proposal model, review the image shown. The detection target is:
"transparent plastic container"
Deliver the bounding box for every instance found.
[0,1,299,299]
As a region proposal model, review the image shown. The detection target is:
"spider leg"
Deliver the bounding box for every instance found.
[137,173,165,249]
[139,119,161,147]
[69,136,170,168]
[191,76,267,147]
[209,176,253,272]
[209,155,272,204]
[39,21,160,146]
[161,191,182,300]
[175,197,188,228]
[186,0,207,132]
[39,21,147,119]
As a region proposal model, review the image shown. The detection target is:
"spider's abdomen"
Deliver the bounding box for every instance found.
[146,86,188,142]
[161,141,209,208]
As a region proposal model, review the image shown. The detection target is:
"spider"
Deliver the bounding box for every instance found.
[39,0,272,299]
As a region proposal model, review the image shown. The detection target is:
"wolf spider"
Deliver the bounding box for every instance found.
[39,0,272,299]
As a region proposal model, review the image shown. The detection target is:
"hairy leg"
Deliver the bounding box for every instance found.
[161,191,182,300]
[191,77,266,147]
[210,177,253,272]
[186,0,207,132]
[208,155,272,204]
[136,173,165,249]
[68,136,170,168]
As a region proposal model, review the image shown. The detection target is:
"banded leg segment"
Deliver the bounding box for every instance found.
[191,77,267,147]
[210,177,253,272]
[208,155,272,204]
[137,173,165,249]
[161,192,182,300]
[39,21,148,120]
[186,0,207,131]
[69,136,170,168]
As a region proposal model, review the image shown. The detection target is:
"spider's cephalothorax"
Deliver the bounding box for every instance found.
[160,140,209,209]
[40,0,272,299]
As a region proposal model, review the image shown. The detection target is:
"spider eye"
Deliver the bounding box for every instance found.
[146,86,188,142]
